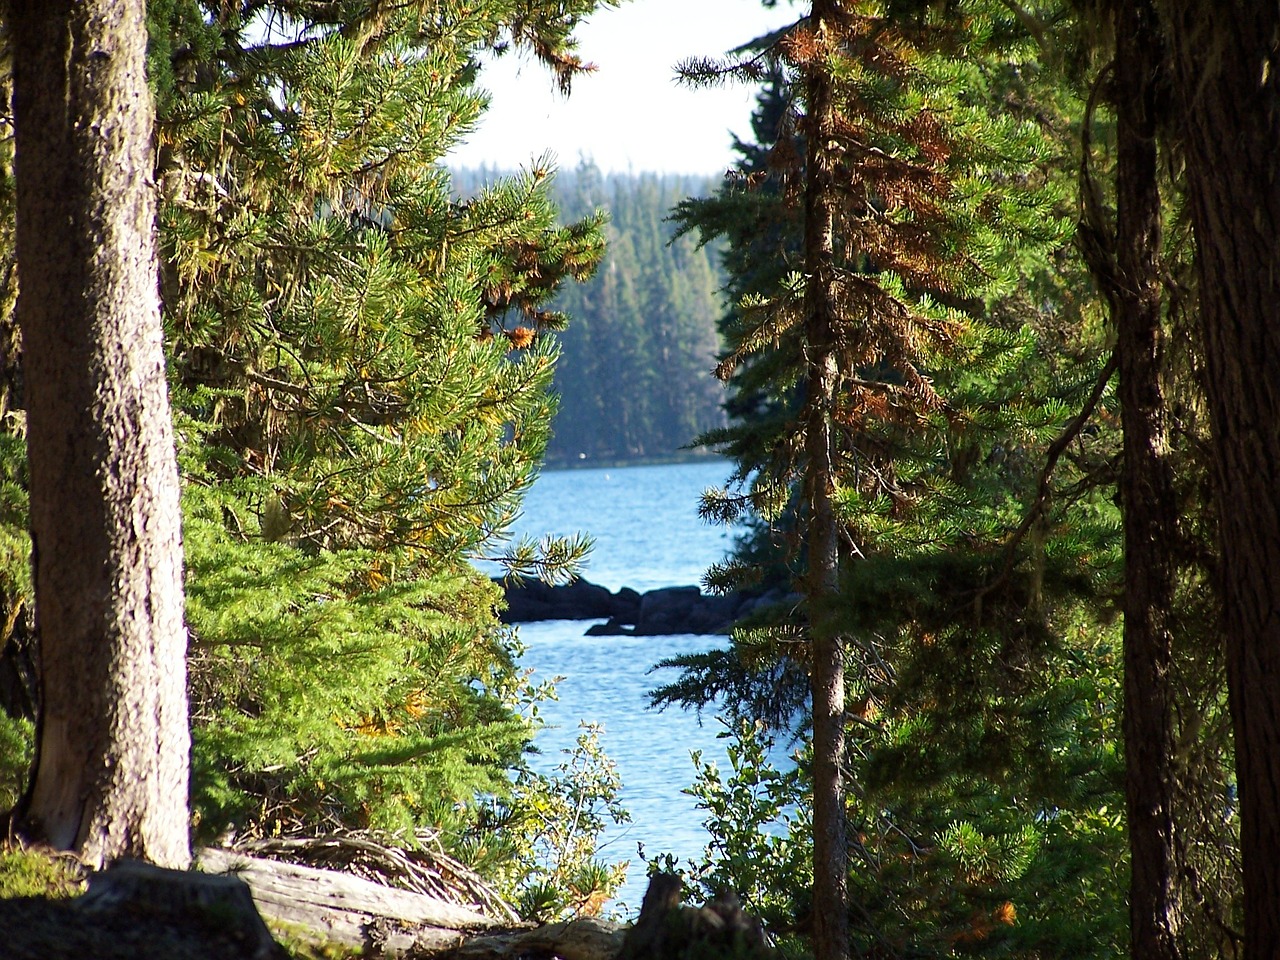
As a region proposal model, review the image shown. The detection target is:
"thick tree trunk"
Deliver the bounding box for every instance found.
[10,0,191,869]
[803,4,849,959]
[1111,2,1183,957]
[1156,4,1280,957]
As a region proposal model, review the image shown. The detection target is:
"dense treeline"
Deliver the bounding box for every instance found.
[661,14,1137,956]
[455,166,726,463]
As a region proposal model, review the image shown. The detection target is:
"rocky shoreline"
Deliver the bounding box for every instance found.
[498,577,799,636]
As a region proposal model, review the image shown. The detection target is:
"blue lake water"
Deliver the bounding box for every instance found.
[502,458,739,592]
[519,623,735,914]
[500,459,752,913]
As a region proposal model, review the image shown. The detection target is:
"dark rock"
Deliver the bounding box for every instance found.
[733,588,802,620]
[635,586,706,635]
[500,577,793,636]
[558,579,622,618]
[584,618,634,637]
[501,596,560,622]
[615,586,643,610]
[500,577,635,623]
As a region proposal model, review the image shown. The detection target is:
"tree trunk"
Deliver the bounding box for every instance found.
[10,0,191,869]
[1111,2,1183,957]
[1156,3,1280,957]
[803,4,849,959]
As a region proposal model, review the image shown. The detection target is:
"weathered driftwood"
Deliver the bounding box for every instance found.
[198,847,514,954]
[241,831,520,924]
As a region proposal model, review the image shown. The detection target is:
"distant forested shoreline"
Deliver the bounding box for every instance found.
[454,165,727,465]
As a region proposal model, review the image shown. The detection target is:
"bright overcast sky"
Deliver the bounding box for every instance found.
[447,1,800,176]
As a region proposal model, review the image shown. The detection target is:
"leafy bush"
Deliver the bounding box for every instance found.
[465,722,630,921]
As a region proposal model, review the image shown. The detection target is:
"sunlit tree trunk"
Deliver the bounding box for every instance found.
[1157,3,1280,957]
[11,0,191,869]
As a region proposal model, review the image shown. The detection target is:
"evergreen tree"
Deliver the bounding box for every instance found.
[150,0,608,847]
[550,167,727,461]
[0,0,620,912]
[459,165,728,462]
[662,5,1245,958]
[1072,0,1238,950]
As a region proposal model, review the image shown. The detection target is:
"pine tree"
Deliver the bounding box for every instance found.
[149,0,610,846]
[666,3,1136,956]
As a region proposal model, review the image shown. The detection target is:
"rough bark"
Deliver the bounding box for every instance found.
[1155,3,1280,957]
[803,4,849,959]
[1110,2,1184,957]
[10,0,191,868]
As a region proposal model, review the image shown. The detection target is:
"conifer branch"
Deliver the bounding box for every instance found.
[976,348,1118,607]
[997,0,1051,53]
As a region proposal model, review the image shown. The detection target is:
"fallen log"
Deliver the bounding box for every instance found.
[198,847,516,954]
[1,848,774,960]
[239,832,519,924]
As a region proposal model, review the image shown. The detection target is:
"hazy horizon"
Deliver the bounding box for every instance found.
[446,0,800,177]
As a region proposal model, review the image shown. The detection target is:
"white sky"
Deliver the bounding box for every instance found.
[447,0,800,176]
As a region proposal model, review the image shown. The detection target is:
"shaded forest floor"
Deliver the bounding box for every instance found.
[0,895,297,960]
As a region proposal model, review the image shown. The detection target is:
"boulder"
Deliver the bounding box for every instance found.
[615,586,643,613]
[500,578,639,623]
[634,586,703,635]
[499,577,800,637]
[584,617,633,637]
